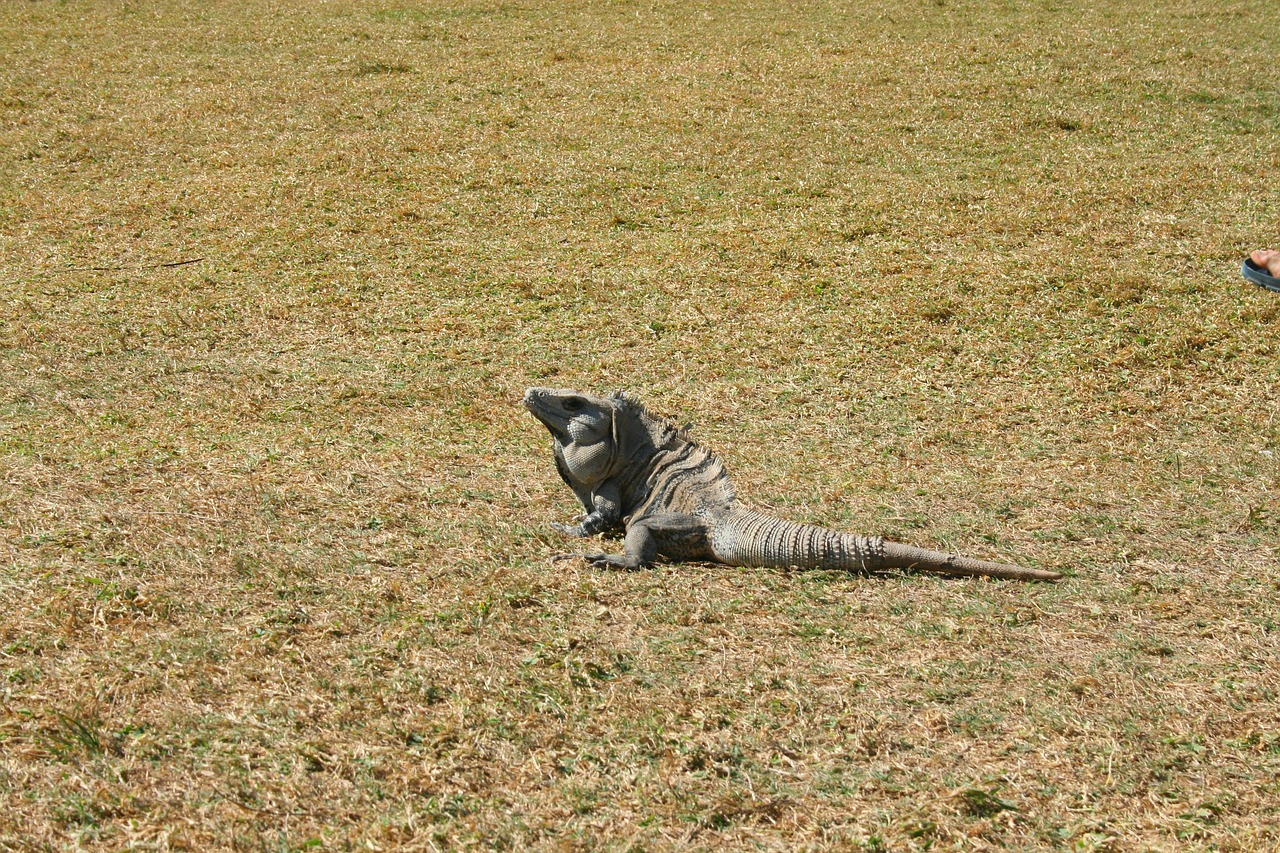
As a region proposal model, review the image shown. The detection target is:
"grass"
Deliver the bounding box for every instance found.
[1,0,1278,848]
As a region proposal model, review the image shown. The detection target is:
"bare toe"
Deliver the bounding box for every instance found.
[1250,249,1280,277]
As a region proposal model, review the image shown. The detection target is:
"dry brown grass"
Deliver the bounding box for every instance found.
[2,0,1278,849]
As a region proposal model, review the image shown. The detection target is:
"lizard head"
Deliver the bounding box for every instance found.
[523,387,620,486]
[523,387,615,443]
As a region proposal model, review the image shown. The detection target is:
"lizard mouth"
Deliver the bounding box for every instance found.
[522,388,568,437]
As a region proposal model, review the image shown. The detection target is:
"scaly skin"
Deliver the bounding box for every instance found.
[524,387,1061,582]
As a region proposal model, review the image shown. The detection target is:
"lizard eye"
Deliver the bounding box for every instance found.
[563,398,584,412]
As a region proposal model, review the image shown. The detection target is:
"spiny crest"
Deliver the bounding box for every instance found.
[608,391,736,505]
[607,390,697,445]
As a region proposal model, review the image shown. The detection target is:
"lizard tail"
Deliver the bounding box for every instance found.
[712,509,1060,582]
[879,541,1061,582]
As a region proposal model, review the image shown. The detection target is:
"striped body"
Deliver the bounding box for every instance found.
[620,441,886,569]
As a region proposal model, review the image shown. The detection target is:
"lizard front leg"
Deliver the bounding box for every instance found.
[576,513,709,571]
[551,481,621,538]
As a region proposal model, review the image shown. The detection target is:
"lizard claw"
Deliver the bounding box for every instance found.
[551,521,587,537]
[547,552,642,570]
[582,553,644,571]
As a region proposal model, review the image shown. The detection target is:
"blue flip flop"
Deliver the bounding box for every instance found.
[1242,257,1280,293]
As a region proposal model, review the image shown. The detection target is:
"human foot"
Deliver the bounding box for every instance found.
[1249,249,1280,277]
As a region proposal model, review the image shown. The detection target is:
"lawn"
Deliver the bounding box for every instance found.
[1,0,1278,849]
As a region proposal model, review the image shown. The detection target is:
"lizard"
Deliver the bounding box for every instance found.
[523,387,1061,582]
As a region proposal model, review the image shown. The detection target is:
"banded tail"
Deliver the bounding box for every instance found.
[710,509,1060,582]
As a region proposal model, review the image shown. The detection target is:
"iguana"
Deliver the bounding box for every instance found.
[524,387,1061,582]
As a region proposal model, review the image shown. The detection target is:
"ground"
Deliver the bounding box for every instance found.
[1,0,1278,849]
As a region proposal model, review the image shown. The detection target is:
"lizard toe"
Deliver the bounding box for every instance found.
[584,553,644,571]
